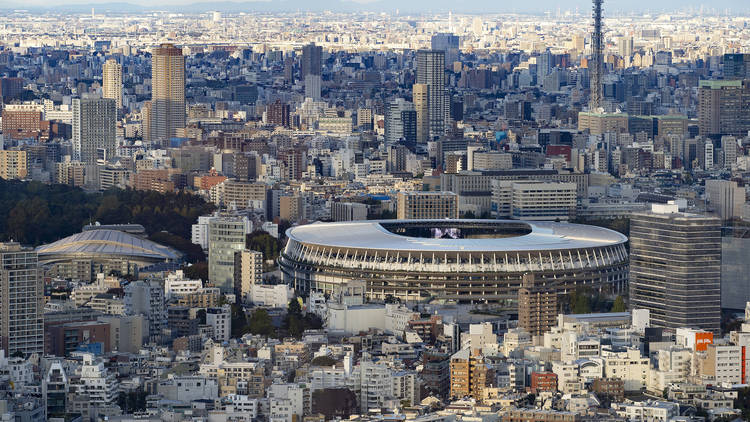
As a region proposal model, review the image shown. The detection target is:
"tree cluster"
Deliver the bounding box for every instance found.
[0,180,214,262]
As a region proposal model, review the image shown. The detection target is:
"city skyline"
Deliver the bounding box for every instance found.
[3,0,750,14]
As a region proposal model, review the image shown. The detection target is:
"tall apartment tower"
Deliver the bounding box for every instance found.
[102,58,122,109]
[72,98,117,163]
[518,274,558,336]
[0,242,44,356]
[301,43,322,79]
[234,249,263,303]
[629,203,721,332]
[151,43,185,145]
[416,50,446,139]
[413,83,429,143]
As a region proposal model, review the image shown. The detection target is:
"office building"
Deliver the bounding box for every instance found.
[0,242,44,356]
[301,43,322,79]
[491,180,578,221]
[304,74,321,100]
[151,43,186,145]
[431,33,459,67]
[578,111,628,135]
[234,249,263,303]
[280,195,305,222]
[0,150,28,180]
[618,37,634,58]
[416,50,446,139]
[331,202,368,221]
[413,83,429,143]
[397,191,459,219]
[723,53,750,79]
[0,77,23,101]
[102,58,122,109]
[705,179,745,221]
[698,80,750,137]
[1,104,42,140]
[518,274,558,336]
[72,98,117,163]
[208,215,253,293]
[234,151,261,181]
[630,203,721,332]
[384,98,416,144]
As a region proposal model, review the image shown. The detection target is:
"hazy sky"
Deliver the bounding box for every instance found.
[5,0,750,13]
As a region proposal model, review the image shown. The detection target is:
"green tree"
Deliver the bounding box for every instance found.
[570,289,592,314]
[248,308,273,336]
[611,295,626,312]
[231,304,249,338]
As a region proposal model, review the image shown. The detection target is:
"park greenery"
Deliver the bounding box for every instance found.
[0,180,215,261]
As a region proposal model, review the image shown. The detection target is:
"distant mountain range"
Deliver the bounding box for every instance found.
[2,0,749,15]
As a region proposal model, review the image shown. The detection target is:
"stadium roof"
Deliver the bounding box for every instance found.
[286,219,627,253]
[37,229,181,261]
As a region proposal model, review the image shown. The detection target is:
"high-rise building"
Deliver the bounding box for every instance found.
[0,242,44,356]
[151,43,186,145]
[234,151,261,181]
[629,203,721,332]
[705,179,745,222]
[208,215,253,293]
[72,98,117,163]
[267,100,290,128]
[518,273,558,336]
[234,249,263,303]
[413,83,429,144]
[397,191,459,220]
[301,43,322,79]
[416,50,446,139]
[431,33,459,68]
[385,98,417,145]
[102,58,122,109]
[0,77,23,101]
[304,74,321,100]
[723,53,750,79]
[537,49,553,81]
[618,37,634,58]
[698,80,750,137]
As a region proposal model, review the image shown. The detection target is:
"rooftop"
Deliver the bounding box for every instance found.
[286,219,627,253]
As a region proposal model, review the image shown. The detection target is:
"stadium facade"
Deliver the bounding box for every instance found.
[280,219,628,304]
[37,229,181,282]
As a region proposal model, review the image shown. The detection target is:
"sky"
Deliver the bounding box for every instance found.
[4,0,750,14]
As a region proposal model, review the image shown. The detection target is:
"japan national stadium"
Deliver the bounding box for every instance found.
[280,219,628,305]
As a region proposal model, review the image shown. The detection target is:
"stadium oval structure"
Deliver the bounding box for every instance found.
[280,219,628,304]
[37,229,181,281]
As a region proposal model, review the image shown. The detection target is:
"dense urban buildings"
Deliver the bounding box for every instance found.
[1,1,750,421]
